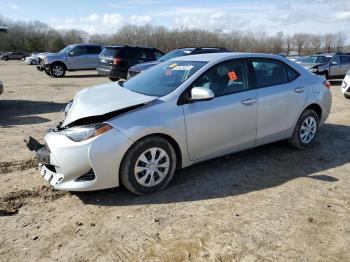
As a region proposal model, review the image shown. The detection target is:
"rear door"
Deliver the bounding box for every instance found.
[86,46,102,69]
[340,56,350,76]
[329,56,342,76]
[250,58,307,145]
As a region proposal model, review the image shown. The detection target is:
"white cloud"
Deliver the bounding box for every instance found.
[102,13,123,25]
[10,4,18,10]
[129,15,152,25]
[81,13,99,23]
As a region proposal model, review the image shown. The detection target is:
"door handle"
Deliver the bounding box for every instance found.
[241,98,257,105]
[294,87,305,93]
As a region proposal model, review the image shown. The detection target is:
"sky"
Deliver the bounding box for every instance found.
[0,0,349,37]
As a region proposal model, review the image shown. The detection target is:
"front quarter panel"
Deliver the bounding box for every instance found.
[108,99,191,168]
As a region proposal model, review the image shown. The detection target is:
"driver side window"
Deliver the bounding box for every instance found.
[192,60,248,97]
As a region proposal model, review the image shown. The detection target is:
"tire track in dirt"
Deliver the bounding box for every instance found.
[0,158,37,174]
[0,185,67,216]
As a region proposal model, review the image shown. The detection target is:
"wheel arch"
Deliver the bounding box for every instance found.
[51,60,67,70]
[124,133,183,170]
[303,103,322,121]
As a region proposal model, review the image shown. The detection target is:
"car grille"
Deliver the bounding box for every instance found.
[75,170,96,182]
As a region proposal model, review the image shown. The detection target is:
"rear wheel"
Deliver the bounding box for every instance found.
[344,94,350,99]
[120,136,177,195]
[288,110,319,149]
[50,63,66,77]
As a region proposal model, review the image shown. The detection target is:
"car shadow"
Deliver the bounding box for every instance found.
[77,123,349,206]
[0,100,66,127]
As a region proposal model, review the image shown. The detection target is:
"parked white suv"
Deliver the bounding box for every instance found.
[37,44,103,77]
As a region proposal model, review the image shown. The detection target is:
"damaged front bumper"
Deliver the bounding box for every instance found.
[30,126,133,191]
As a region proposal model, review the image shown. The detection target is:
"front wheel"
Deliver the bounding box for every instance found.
[320,71,329,79]
[50,64,66,77]
[30,60,38,65]
[288,110,319,149]
[120,136,177,195]
[344,94,350,99]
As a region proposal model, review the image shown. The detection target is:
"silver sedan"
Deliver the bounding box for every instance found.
[36,53,332,194]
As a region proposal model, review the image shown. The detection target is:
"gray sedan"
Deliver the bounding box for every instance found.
[35,53,332,194]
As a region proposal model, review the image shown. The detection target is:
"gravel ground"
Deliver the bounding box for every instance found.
[0,60,349,262]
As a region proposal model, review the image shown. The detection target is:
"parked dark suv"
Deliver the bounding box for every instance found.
[127,47,229,79]
[96,45,164,81]
[1,51,30,61]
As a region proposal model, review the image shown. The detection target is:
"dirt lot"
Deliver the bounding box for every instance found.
[0,60,349,261]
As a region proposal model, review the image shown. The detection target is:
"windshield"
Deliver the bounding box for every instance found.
[123,60,207,96]
[303,56,331,64]
[158,49,192,62]
[59,45,74,54]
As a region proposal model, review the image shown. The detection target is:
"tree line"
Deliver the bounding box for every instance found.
[0,15,347,55]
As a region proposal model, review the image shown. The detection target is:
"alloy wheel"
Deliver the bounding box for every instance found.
[52,65,64,77]
[134,147,170,187]
[300,116,317,144]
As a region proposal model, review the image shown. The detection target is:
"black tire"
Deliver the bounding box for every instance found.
[109,77,118,82]
[120,136,177,195]
[30,60,38,65]
[288,109,319,149]
[50,63,66,78]
[344,94,350,99]
[3,56,8,61]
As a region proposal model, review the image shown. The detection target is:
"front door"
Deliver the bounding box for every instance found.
[67,46,88,70]
[183,59,258,161]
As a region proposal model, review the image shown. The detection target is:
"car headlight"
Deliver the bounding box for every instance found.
[60,123,112,142]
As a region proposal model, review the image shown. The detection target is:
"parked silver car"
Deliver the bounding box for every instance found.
[37,44,103,77]
[34,53,332,194]
[301,53,350,79]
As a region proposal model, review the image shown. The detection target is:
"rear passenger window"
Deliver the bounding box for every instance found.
[87,46,102,54]
[154,51,163,60]
[340,56,350,65]
[252,60,289,88]
[286,66,299,82]
[137,49,154,60]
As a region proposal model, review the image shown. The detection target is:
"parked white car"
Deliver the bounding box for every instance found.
[341,70,350,99]
[24,52,48,65]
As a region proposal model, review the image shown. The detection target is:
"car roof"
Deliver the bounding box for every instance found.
[170,52,284,62]
[105,45,157,49]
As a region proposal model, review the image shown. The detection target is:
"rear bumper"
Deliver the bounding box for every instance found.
[97,66,127,79]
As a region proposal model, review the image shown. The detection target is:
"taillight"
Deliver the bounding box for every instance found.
[113,58,122,65]
[323,80,331,89]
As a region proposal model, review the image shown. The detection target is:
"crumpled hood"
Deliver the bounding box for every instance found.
[300,63,324,69]
[62,82,157,127]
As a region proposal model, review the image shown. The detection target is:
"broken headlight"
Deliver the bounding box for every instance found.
[60,123,112,142]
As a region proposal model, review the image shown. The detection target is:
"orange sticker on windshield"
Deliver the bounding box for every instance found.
[228,71,238,81]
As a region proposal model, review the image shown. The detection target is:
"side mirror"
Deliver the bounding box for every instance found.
[331,61,338,66]
[69,51,75,57]
[191,87,214,101]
